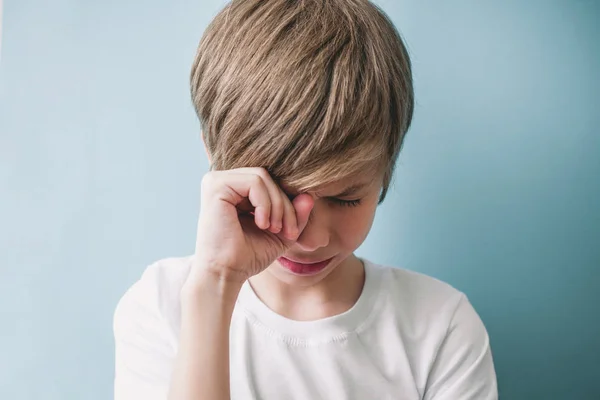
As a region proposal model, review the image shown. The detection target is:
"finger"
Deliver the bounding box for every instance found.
[292,194,315,237]
[236,198,254,214]
[279,186,299,240]
[235,168,284,234]
[243,174,272,230]
[209,171,272,230]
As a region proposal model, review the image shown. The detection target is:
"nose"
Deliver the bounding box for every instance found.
[295,200,330,252]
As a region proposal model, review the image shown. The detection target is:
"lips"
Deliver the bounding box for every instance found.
[283,257,331,264]
[277,256,334,276]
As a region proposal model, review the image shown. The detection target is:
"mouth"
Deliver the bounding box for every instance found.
[277,256,334,276]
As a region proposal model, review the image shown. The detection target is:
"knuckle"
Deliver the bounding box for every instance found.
[254,167,271,180]
[254,167,268,174]
[250,174,263,187]
[201,171,216,189]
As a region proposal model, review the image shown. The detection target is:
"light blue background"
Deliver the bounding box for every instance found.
[1,0,598,398]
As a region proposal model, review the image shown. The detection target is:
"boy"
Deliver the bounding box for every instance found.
[113,0,498,399]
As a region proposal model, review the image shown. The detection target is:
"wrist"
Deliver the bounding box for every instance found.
[182,267,244,305]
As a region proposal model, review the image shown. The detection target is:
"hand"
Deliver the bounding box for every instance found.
[188,167,315,286]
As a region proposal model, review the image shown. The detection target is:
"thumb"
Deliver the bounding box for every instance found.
[292,194,314,236]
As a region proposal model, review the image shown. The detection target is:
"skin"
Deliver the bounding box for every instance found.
[168,141,384,400]
[249,174,383,321]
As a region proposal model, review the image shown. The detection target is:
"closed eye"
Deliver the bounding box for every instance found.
[329,198,362,207]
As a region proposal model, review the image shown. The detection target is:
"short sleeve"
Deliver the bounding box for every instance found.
[423,294,498,400]
[113,267,177,400]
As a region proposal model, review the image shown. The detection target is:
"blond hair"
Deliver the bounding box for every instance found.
[190,0,413,203]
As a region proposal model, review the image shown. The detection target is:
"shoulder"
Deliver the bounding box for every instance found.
[365,259,489,359]
[365,260,497,398]
[370,260,486,335]
[369,260,466,319]
[113,255,193,343]
[112,257,193,398]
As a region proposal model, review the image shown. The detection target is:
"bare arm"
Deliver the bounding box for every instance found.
[168,271,243,400]
[167,168,313,399]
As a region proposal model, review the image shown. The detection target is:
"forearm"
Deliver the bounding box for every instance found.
[168,272,243,400]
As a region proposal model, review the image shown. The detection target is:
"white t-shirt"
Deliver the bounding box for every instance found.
[113,256,497,400]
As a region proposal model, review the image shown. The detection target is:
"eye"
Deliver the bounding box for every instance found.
[330,198,362,207]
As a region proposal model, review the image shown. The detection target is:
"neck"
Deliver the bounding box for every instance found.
[248,255,365,321]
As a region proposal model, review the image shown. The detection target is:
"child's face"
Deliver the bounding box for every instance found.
[268,169,383,286]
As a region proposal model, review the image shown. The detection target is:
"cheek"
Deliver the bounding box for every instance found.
[332,203,378,249]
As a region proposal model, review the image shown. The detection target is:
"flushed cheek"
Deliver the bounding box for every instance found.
[332,205,377,251]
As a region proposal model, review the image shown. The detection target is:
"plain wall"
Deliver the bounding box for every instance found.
[1,0,598,398]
